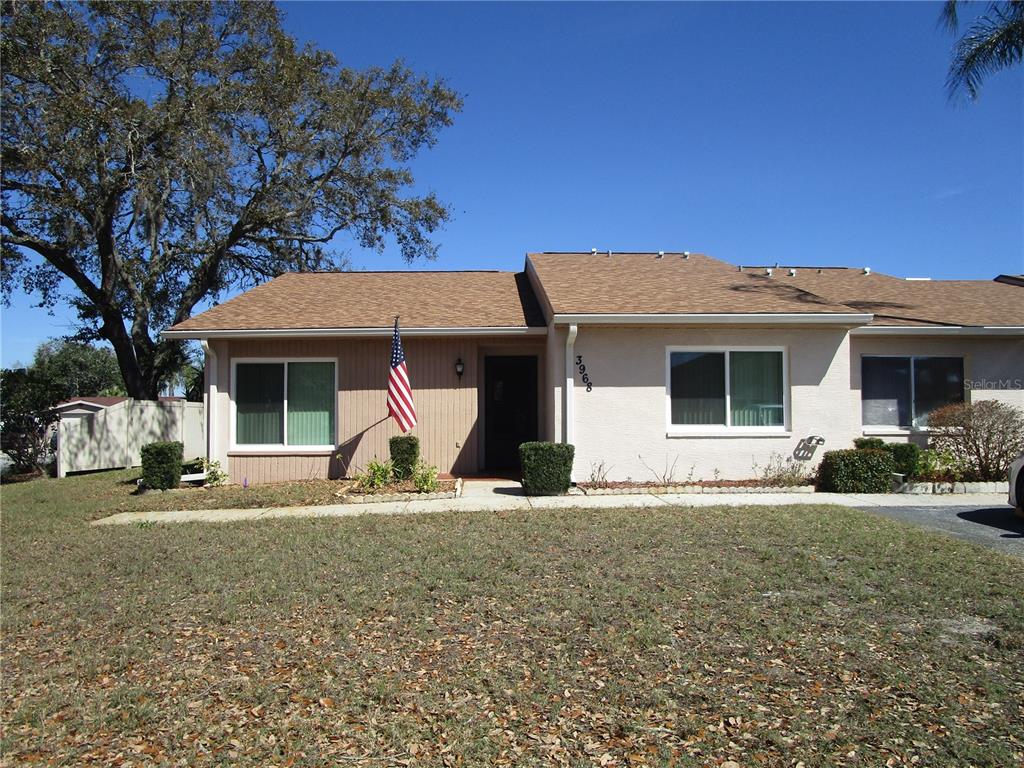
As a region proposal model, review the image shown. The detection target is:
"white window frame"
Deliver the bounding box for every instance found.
[230,357,338,452]
[860,354,964,433]
[665,346,789,437]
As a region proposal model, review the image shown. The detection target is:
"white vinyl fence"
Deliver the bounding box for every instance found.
[57,399,205,477]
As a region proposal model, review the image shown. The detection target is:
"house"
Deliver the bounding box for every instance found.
[164,252,1024,484]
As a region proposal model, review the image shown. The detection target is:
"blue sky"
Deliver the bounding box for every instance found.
[2,1,1021,366]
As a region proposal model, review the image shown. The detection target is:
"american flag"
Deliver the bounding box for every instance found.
[387,317,417,432]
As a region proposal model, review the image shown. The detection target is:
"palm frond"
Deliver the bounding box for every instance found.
[941,0,961,32]
[947,1,1024,99]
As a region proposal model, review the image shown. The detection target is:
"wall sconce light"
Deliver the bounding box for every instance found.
[454,358,465,379]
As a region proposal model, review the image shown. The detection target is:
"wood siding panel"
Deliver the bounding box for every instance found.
[221,336,543,483]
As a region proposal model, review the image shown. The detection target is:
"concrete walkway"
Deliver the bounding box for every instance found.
[91,479,1012,526]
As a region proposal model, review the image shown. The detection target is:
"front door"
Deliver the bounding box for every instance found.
[484,355,538,470]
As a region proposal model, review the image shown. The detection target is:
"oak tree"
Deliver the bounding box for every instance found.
[1,1,461,397]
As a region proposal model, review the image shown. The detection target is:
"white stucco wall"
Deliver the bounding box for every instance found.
[849,335,1024,442]
[568,327,1024,482]
[568,326,859,482]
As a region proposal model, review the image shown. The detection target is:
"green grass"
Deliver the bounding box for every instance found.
[2,471,1023,766]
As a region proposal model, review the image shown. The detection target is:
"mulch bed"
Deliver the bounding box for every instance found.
[579,478,804,490]
[345,478,457,496]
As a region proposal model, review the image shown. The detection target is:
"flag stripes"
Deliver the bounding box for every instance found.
[387,319,417,432]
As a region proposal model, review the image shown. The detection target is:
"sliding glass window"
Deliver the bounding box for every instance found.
[669,349,785,430]
[234,360,336,447]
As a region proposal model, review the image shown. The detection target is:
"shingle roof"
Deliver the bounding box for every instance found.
[527,253,1023,327]
[526,252,861,316]
[167,253,1023,335]
[754,268,1024,327]
[168,271,546,332]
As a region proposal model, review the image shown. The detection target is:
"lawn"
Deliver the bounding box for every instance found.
[2,468,355,521]
[2,473,1022,766]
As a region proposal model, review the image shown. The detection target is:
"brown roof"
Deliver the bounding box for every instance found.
[169,271,546,332]
[749,268,1024,327]
[527,252,861,316]
[167,254,1023,334]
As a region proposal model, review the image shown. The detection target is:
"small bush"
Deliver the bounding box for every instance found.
[202,458,228,486]
[853,437,886,450]
[140,441,183,491]
[886,442,922,478]
[928,400,1024,481]
[355,458,394,491]
[389,435,420,480]
[816,449,895,493]
[752,452,813,487]
[411,460,440,493]
[915,448,968,482]
[519,441,574,496]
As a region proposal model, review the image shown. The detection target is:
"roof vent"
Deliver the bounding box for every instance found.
[683,251,691,258]
[607,249,612,257]
[738,265,743,272]
[591,248,598,255]
[766,268,773,277]
[863,267,871,275]
[788,268,796,277]
[656,251,664,259]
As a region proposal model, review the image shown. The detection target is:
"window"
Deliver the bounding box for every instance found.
[668,348,786,431]
[861,356,963,429]
[234,360,336,448]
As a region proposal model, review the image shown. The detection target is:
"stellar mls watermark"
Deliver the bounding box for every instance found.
[965,378,1023,390]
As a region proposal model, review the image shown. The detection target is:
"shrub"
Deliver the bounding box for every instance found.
[519,441,575,496]
[389,435,420,480]
[140,440,183,491]
[816,449,895,493]
[853,437,886,450]
[356,457,394,491]
[752,452,813,487]
[915,448,968,482]
[411,460,440,493]
[928,400,1024,481]
[202,458,228,486]
[886,442,922,478]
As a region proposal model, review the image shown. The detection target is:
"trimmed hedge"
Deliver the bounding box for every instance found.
[816,448,895,493]
[389,435,420,480]
[853,437,885,450]
[140,440,183,491]
[887,442,921,478]
[852,438,922,478]
[519,441,574,496]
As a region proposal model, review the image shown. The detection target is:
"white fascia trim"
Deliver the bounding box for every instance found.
[851,326,1024,337]
[552,313,873,326]
[164,326,548,340]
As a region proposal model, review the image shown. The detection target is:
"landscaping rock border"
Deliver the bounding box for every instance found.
[580,484,816,496]
[336,477,463,505]
[892,480,1009,495]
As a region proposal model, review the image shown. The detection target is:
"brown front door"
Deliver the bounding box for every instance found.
[484,355,538,470]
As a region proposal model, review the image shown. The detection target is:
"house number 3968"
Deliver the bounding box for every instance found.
[575,355,594,392]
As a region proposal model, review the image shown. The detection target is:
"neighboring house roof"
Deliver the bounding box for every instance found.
[55,396,127,408]
[55,396,183,409]
[167,271,546,335]
[995,274,1024,287]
